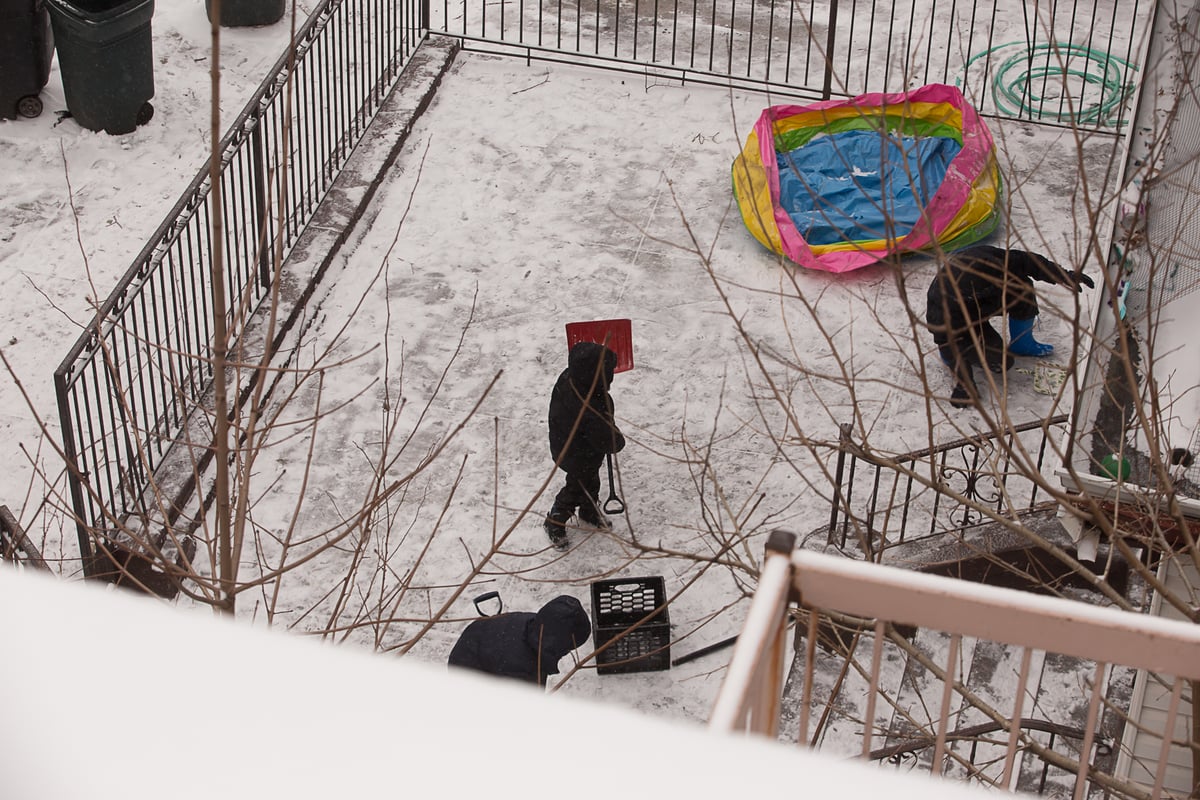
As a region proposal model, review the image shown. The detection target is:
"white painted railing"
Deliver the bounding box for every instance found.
[711,530,1200,799]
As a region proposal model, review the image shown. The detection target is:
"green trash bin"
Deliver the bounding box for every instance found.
[45,0,154,135]
[0,0,55,119]
[205,0,283,27]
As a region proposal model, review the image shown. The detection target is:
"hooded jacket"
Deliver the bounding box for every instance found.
[547,342,626,476]
[447,595,592,685]
[925,245,1089,330]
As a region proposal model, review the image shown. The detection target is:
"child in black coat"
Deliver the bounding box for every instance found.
[447,595,591,686]
[925,246,1093,408]
[544,342,626,549]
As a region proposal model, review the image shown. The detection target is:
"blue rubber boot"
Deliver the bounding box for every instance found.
[1008,316,1054,358]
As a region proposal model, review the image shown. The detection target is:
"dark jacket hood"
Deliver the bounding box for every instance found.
[524,595,592,672]
[567,341,617,393]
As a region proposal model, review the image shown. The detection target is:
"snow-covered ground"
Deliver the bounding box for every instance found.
[0,3,1128,731]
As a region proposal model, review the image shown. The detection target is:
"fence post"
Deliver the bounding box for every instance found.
[251,122,271,290]
[821,0,838,100]
[827,422,853,545]
[54,369,97,578]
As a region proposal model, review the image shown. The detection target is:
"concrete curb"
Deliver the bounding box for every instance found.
[273,36,461,346]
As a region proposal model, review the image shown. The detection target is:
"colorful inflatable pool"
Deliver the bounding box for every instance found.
[733,84,1001,272]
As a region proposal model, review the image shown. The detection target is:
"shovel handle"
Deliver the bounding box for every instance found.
[472,591,502,616]
[604,454,626,515]
[604,495,626,515]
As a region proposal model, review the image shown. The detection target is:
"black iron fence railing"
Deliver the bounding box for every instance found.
[826,415,1071,560]
[429,0,1150,130]
[53,0,427,575]
[52,0,1150,579]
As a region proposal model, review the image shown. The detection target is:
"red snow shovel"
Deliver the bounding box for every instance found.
[565,318,633,372]
[566,319,632,515]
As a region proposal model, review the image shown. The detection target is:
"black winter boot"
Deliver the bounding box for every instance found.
[579,506,612,531]
[544,515,569,550]
[949,361,979,409]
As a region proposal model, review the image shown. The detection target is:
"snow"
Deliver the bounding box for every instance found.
[0,566,999,799]
[0,0,1125,766]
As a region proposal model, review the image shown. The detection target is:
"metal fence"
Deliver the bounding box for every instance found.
[430,0,1152,129]
[52,0,1152,578]
[826,415,1070,560]
[53,0,427,575]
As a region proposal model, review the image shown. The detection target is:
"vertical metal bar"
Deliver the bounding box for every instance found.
[897,468,914,546]
[865,465,883,559]
[752,604,789,737]
[942,0,961,85]
[861,619,886,759]
[632,0,640,60]
[686,0,696,68]
[614,0,621,58]
[1001,646,1034,789]
[705,0,715,72]
[1114,0,1139,131]
[785,0,799,84]
[1150,676,1185,800]
[725,0,735,76]
[975,0,1000,113]
[668,0,678,66]
[650,0,658,62]
[798,610,818,745]
[763,0,775,81]
[55,369,96,577]
[827,422,851,543]
[743,0,754,77]
[922,0,938,86]
[842,0,855,93]
[901,0,916,87]
[1072,661,1107,800]
[866,0,882,93]
[841,453,859,548]
[932,633,961,776]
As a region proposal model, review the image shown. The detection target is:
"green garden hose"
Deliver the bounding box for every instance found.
[960,42,1137,128]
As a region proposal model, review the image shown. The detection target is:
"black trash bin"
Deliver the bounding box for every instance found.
[205,0,284,27]
[0,0,55,119]
[45,0,154,135]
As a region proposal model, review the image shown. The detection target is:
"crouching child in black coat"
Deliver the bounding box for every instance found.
[925,245,1093,408]
[447,595,592,686]
[544,341,626,550]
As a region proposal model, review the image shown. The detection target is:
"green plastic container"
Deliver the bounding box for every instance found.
[1099,453,1131,481]
[45,0,154,134]
[205,0,284,27]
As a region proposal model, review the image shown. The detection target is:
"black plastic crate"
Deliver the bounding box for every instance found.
[590,576,670,675]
